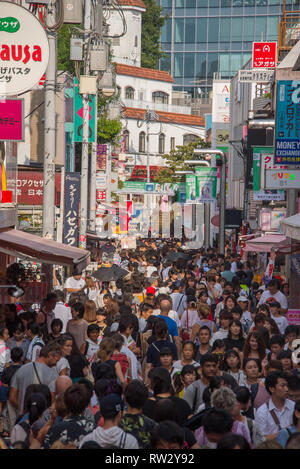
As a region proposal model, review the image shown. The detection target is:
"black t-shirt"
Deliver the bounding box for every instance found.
[224,337,245,352]
[1,364,21,388]
[146,340,178,367]
[68,354,89,379]
[142,395,191,427]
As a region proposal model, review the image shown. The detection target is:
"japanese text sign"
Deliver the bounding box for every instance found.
[97,144,107,171]
[63,172,80,247]
[275,81,300,164]
[287,310,300,326]
[252,42,277,69]
[265,169,300,189]
[0,2,49,95]
[0,98,24,141]
[16,170,61,205]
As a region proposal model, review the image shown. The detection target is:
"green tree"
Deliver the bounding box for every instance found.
[57,25,77,74]
[97,93,122,145]
[154,138,211,184]
[141,0,166,69]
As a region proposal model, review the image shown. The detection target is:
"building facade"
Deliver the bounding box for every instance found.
[158,0,300,98]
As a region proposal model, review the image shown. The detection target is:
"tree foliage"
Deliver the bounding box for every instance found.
[141,0,166,69]
[154,138,211,184]
[97,93,122,145]
[57,25,76,74]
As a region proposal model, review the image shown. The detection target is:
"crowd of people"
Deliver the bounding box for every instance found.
[0,238,298,450]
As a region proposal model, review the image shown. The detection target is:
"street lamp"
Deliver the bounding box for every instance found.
[185,149,227,255]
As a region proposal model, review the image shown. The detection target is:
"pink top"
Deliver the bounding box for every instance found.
[180,309,198,333]
[195,420,253,448]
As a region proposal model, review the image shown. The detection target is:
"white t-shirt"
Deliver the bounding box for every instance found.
[64,276,86,302]
[271,314,289,335]
[258,290,288,310]
[53,302,72,333]
[146,266,158,278]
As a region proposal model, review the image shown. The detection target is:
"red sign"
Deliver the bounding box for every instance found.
[96,190,106,201]
[17,171,61,206]
[252,42,277,69]
[129,166,161,181]
[0,99,24,141]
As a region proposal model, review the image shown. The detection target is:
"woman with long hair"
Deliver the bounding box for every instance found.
[93,337,125,388]
[84,278,98,303]
[242,331,268,370]
[66,302,88,351]
[222,350,246,386]
[224,319,245,353]
[83,300,98,325]
[243,358,270,412]
[10,393,48,446]
[264,317,281,337]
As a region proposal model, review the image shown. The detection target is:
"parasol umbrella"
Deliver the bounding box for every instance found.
[166,252,190,262]
[92,264,129,282]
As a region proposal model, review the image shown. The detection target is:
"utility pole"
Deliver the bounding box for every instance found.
[43,0,57,240]
[79,0,91,249]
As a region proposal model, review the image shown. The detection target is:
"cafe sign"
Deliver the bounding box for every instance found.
[0,2,49,96]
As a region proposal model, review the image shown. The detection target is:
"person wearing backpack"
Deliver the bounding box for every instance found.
[79,394,138,449]
[10,392,48,446]
[276,398,300,448]
[25,323,45,363]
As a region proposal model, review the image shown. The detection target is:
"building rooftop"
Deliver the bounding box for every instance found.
[118,0,146,9]
[123,107,205,127]
[115,63,174,83]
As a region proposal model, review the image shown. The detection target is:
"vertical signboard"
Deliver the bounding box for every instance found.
[73,78,96,143]
[195,167,217,203]
[97,144,107,170]
[253,147,285,201]
[186,175,196,203]
[275,80,300,164]
[63,172,80,247]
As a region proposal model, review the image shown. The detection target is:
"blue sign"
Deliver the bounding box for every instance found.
[63,172,81,247]
[275,80,300,165]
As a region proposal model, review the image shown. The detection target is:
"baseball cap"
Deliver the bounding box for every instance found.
[100,394,123,419]
[268,300,281,308]
[238,296,248,303]
[146,287,156,295]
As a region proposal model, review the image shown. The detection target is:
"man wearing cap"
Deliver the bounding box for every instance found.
[238,296,252,335]
[79,394,139,449]
[257,279,288,314]
[269,301,289,335]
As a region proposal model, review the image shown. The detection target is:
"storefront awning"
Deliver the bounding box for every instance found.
[281,213,300,241]
[244,234,290,253]
[0,229,90,271]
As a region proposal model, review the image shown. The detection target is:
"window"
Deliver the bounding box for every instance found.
[232,17,243,41]
[183,134,199,145]
[174,53,184,78]
[185,18,195,43]
[152,91,169,104]
[196,18,207,43]
[139,132,146,153]
[123,130,129,152]
[220,18,231,41]
[159,133,166,154]
[161,18,172,42]
[208,17,219,43]
[184,53,195,79]
[116,86,121,97]
[175,18,184,43]
[170,137,175,150]
[125,86,134,99]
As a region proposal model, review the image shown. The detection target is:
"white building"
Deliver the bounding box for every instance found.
[107,0,205,172]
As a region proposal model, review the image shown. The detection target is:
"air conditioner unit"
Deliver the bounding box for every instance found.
[90,45,108,72]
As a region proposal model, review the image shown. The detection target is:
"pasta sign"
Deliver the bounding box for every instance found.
[0,2,49,96]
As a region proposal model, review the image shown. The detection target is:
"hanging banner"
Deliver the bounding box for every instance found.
[73,78,96,143]
[195,167,217,203]
[185,174,197,204]
[63,172,80,247]
[97,144,107,171]
[275,81,300,164]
